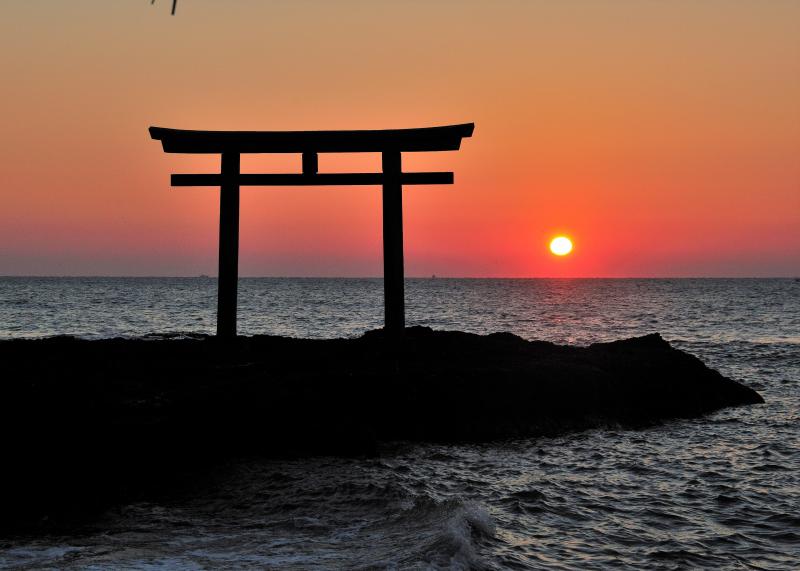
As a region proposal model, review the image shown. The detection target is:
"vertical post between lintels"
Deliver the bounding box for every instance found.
[302,152,318,176]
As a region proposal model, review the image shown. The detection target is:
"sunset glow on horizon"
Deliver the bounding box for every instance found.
[0,2,798,277]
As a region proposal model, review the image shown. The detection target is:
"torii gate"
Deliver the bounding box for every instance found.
[150,123,474,338]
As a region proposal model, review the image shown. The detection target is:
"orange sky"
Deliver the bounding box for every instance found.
[1,1,798,277]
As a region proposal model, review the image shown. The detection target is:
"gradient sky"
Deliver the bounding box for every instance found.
[1,0,798,277]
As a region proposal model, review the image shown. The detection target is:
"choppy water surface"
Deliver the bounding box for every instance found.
[0,278,798,569]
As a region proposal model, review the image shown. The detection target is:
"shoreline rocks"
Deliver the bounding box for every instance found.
[0,327,763,530]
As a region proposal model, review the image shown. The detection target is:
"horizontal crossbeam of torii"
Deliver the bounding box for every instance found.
[150,123,475,339]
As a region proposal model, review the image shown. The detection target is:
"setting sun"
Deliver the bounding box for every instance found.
[549,236,573,256]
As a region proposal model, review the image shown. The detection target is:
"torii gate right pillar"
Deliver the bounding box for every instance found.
[382,151,404,336]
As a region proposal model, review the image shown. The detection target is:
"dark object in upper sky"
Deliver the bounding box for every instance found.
[151,0,177,15]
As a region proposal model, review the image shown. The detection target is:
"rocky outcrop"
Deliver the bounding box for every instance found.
[0,327,762,529]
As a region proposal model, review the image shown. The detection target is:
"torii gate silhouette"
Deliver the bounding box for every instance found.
[150,123,474,338]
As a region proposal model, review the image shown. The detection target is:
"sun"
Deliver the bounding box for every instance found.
[549,236,573,256]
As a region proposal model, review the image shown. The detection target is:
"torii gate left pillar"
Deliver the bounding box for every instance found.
[381,150,403,333]
[150,124,474,338]
[218,152,240,338]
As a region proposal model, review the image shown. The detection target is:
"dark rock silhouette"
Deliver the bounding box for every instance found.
[0,327,762,530]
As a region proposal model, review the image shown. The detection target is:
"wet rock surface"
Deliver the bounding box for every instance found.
[0,327,762,530]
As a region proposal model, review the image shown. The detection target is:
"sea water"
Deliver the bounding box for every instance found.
[0,278,797,569]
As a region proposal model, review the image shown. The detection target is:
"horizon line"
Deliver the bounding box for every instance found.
[1,275,797,280]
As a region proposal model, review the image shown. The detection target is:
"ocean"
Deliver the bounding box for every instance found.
[0,277,797,569]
